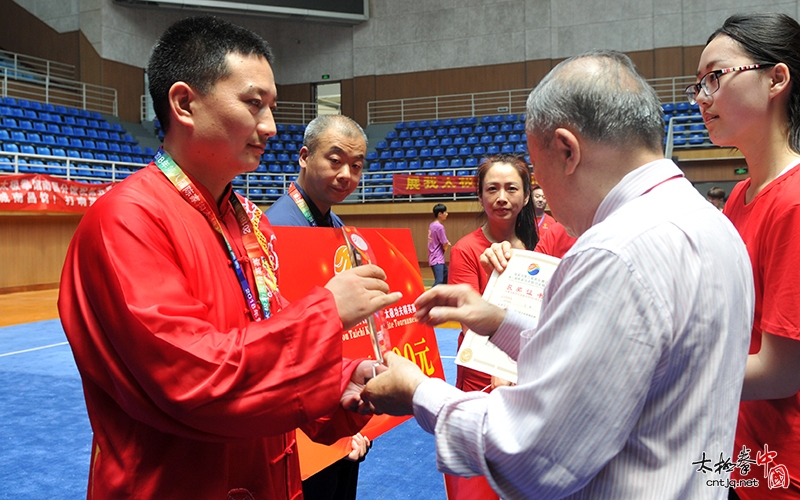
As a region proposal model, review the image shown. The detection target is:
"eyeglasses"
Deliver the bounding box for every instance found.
[684,63,776,105]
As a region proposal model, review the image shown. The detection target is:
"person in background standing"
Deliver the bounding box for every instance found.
[444,154,537,500]
[706,186,726,210]
[266,113,371,500]
[427,203,450,287]
[532,184,556,236]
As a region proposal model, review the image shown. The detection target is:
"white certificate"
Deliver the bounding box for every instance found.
[455,249,560,383]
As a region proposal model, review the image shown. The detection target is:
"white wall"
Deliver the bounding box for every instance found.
[11,0,800,85]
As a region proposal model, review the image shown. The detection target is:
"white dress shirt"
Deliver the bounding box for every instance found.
[414,159,754,499]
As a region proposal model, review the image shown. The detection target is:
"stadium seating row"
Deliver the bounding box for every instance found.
[395,114,524,131]
[0,97,104,119]
[372,143,528,163]
[1,143,152,164]
[0,106,128,132]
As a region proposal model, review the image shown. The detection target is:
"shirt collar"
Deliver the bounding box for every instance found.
[292,181,334,227]
[593,158,684,227]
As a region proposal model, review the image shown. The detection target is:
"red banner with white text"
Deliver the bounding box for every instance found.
[271,226,445,479]
[392,173,476,195]
[0,174,112,213]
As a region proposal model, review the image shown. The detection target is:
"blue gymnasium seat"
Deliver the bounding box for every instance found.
[11,131,26,143]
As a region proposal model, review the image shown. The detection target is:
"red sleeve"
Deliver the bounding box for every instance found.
[60,196,362,442]
[761,204,800,339]
[448,233,489,294]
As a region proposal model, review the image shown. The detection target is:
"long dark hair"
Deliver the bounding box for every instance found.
[709,13,800,153]
[475,155,538,250]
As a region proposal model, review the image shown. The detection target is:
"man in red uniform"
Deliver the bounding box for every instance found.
[58,16,400,500]
[532,184,556,236]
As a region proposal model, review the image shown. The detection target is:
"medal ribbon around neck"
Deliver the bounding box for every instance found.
[288,182,318,227]
[154,148,279,321]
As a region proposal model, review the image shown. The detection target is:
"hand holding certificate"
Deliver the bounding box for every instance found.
[455,249,560,383]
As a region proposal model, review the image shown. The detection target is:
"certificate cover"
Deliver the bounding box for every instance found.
[455,249,560,384]
[271,226,445,479]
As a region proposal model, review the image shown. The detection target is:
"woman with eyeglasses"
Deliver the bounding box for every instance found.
[692,13,800,499]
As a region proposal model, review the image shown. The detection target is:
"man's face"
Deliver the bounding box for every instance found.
[190,52,277,178]
[299,126,366,210]
[532,188,547,211]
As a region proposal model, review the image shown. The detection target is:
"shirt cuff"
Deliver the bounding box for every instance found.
[412,378,464,434]
[489,310,536,361]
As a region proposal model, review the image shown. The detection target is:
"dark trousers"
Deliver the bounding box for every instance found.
[432,263,448,286]
[302,459,360,500]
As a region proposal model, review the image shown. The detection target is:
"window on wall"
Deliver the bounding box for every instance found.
[315,82,341,115]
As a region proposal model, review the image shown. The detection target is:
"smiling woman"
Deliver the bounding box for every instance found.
[694,13,800,500]
[442,154,537,500]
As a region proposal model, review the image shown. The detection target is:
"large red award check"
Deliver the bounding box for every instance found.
[270,226,445,479]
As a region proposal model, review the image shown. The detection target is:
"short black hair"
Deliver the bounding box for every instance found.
[433,204,447,217]
[147,15,274,134]
[707,187,726,200]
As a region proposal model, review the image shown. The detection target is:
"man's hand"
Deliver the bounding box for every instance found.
[480,241,514,276]
[362,352,428,416]
[414,284,506,336]
[325,264,402,330]
[341,360,387,414]
[344,432,371,462]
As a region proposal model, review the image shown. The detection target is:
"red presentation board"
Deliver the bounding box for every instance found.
[271,226,445,478]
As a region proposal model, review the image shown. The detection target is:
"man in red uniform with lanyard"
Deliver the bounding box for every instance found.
[58,16,400,500]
